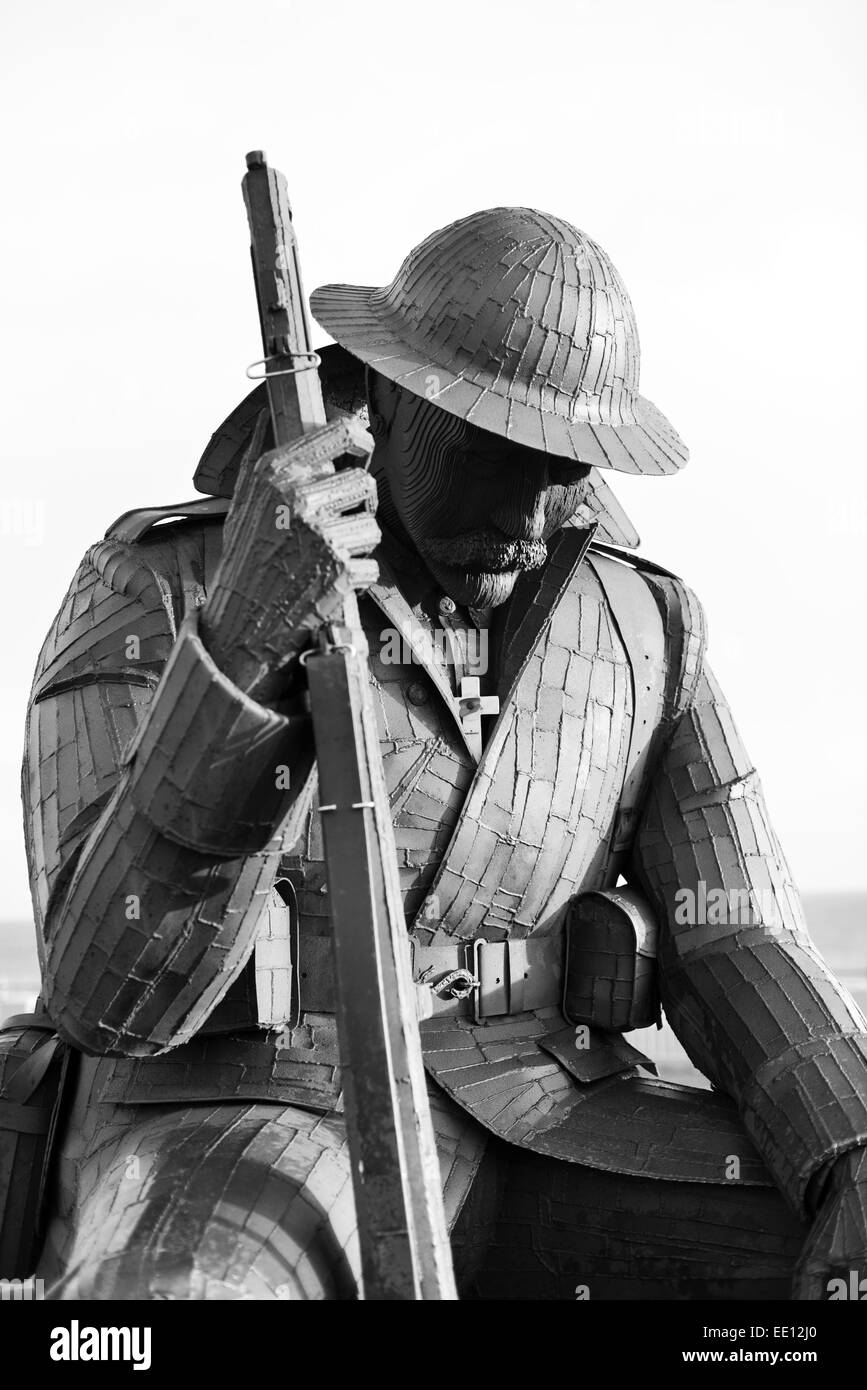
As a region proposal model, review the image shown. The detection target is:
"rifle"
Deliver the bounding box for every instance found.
[241,151,457,1301]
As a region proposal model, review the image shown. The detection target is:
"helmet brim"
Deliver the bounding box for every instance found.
[311,282,688,477]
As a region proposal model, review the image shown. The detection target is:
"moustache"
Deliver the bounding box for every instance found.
[421,530,548,574]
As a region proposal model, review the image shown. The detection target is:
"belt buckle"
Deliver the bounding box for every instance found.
[471,939,535,1021]
[471,939,508,1023]
[413,940,482,1020]
[433,965,479,1001]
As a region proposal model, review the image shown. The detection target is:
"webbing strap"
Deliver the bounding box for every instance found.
[587,553,667,877]
[0,1100,51,1135]
[0,1013,53,1033]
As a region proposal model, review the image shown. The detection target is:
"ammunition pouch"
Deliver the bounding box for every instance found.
[0,1010,72,1279]
[563,887,661,1032]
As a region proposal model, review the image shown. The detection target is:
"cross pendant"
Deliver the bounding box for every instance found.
[457,676,500,761]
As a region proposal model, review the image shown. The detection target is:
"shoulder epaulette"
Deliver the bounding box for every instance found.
[588,540,683,584]
[105,497,230,545]
[589,540,706,720]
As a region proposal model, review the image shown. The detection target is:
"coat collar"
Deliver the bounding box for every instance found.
[368,524,597,764]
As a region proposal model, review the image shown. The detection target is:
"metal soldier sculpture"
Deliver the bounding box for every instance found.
[4,160,867,1300]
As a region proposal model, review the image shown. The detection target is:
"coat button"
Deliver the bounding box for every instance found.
[406,681,429,706]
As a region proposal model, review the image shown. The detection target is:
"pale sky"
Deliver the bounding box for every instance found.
[1,0,865,917]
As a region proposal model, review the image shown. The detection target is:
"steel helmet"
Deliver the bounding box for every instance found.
[311,207,687,476]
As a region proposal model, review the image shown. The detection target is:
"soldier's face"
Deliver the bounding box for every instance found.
[372,381,591,607]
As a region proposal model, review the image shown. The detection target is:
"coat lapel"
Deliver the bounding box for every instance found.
[368,557,477,761]
[408,525,599,945]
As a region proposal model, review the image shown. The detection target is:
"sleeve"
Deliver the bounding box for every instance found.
[632,611,867,1218]
[23,535,313,1058]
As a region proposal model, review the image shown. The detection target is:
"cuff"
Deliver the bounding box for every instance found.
[124,613,304,856]
[741,1032,867,1217]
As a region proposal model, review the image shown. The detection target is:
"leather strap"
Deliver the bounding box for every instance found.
[0,1100,52,1134]
[0,1012,54,1032]
[1,1038,62,1104]
[287,933,563,1022]
[587,553,667,877]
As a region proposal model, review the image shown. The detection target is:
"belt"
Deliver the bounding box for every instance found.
[412,937,563,1022]
[204,928,561,1039]
[294,933,564,1022]
[211,933,564,1030]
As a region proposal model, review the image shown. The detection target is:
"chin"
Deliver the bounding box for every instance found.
[431,565,521,608]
